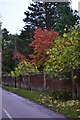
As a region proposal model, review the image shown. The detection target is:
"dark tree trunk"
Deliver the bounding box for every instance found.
[28,74,31,90]
[14,77,16,88]
[71,70,76,99]
[76,84,80,99]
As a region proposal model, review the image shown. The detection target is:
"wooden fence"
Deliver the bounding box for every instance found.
[2,74,72,92]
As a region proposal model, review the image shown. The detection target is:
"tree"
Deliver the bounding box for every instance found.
[2,28,15,75]
[11,60,39,77]
[13,51,27,62]
[29,28,59,69]
[2,29,21,75]
[19,1,79,60]
[54,4,79,34]
[11,60,39,88]
[20,1,79,40]
[44,24,80,99]
[23,2,79,33]
[18,33,33,59]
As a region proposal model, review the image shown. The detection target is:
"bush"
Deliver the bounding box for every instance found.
[52,90,72,100]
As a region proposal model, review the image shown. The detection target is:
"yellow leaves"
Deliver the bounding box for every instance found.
[76,109,80,111]
[69,37,73,41]
[71,31,75,35]
[64,28,66,31]
[63,33,67,38]
[48,104,53,107]
[56,100,80,109]
[65,25,68,27]
[61,103,65,107]
[75,32,78,35]
[74,75,77,80]
[66,100,79,107]
[11,71,15,77]
[46,50,49,55]
[49,100,53,104]
[10,60,39,77]
[74,24,78,29]
[37,94,80,109]
[34,92,80,118]
[66,42,70,46]
[57,101,66,108]
[57,104,60,107]
[63,25,79,42]
[54,100,57,104]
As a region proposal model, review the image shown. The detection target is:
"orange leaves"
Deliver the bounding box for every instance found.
[13,51,27,62]
[13,28,59,67]
[29,28,59,53]
[29,28,59,66]
[30,28,59,53]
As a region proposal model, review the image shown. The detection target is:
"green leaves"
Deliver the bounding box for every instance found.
[10,60,39,78]
[44,25,80,77]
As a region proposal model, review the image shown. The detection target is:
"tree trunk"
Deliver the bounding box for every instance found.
[19,75,22,88]
[28,74,31,90]
[71,70,76,99]
[43,73,47,89]
[76,84,80,99]
[14,77,16,88]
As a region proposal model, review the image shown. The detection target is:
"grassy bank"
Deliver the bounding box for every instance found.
[2,85,80,118]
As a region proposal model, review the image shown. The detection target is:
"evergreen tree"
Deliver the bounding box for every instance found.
[21,2,79,36]
[2,29,16,75]
[19,1,79,59]
[18,33,33,59]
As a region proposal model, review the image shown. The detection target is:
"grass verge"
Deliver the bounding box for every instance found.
[2,85,80,118]
[2,85,40,101]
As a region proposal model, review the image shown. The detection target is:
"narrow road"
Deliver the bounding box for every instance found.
[2,88,65,119]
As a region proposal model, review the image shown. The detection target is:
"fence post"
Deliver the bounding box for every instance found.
[28,73,31,90]
[43,73,47,89]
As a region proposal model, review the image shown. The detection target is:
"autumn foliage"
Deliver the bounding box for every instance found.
[13,51,27,62]
[12,28,59,67]
[29,28,59,53]
[29,28,59,66]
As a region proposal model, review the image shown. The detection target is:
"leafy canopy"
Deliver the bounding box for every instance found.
[29,28,59,67]
[11,60,39,78]
[44,24,80,77]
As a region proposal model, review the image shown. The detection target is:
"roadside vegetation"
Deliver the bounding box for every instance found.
[2,85,80,118]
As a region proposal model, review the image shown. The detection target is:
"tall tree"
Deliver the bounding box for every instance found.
[23,2,79,34]
[2,29,18,75]
[29,28,59,68]
[17,34,33,59]
[19,1,79,59]
[44,25,80,99]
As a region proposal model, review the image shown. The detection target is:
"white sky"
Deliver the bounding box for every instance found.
[0,0,80,35]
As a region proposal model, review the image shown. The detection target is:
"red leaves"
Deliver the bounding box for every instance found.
[29,28,59,66]
[12,28,59,67]
[13,51,27,61]
[29,28,59,53]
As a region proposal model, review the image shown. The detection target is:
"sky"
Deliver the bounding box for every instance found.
[0,0,80,35]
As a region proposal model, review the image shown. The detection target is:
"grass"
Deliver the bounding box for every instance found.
[2,85,80,118]
[0,84,2,87]
[2,85,40,101]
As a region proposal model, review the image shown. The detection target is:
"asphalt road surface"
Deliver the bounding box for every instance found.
[2,88,66,119]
